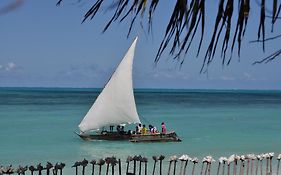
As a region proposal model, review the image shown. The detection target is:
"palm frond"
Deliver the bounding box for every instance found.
[257,0,265,52]
[57,0,281,70]
[253,49,281,64]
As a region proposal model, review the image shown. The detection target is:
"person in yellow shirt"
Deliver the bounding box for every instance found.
[141,124,148,135]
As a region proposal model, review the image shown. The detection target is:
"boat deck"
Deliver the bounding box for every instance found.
[77,131,182,142]
[76,131,131,141]
[130,132,182,142]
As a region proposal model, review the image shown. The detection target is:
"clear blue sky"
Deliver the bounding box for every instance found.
[0,0,280,89]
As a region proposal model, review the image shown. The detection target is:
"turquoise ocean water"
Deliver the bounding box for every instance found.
[0,88,281,173]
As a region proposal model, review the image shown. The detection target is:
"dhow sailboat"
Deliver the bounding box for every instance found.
[77,37,181,142]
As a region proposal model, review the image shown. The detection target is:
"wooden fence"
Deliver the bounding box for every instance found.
[1,153,280,175]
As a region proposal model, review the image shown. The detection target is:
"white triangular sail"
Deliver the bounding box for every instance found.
[79,37,141,132]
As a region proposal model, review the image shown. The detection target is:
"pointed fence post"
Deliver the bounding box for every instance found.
[23,165,28,175]
[133,156,138,175]
[168,155,177,175]
[138,158,142,175]
[222,160,226,175]
[203,156,215,175]
[240,156,245,175]
[110,157,118,175]
[173,159,177,175]
[90,160,96,175]
[245,154,256,175]
[141,157,148,175]
[105,157,111,175]
[203,161,208,175]
[208,163,212,175]
[277,154,281,175]
[112,162,115,175]
[81,159,88,175]
[167,160,172,175]
[29,165,35,175]
[191,158,199,175]
[59,163,65,175]
[251,159,254,175]
[118,159,121,175]
[46,162,53,175]
[267,159,270,175]
[204,163,209,175]
[269,157,272,175]
[246,159,250,175]
[217,162,221,175]
[200,162,205,175]
[72,161,81,175]
[37,163,43,175]
[227,163,231,175]
[126,156,133,175]
[16,165,22,175]
[180,160,184,175]
[62,163,65,175]
[218,157,227,175]
[266,157,269,175]
[227,155,236,175]
[152,156,158,175]
[239,160,243,175]
[159,155,165,175]
[99,164,102,175]
[255,157,259,175]
[234,156,240,175]
[22,165,28,175]
[54,163,60,175]
[97,159,105,175]
[240,160,244,175]
[260,157,263,175]
[179,155,189,175]
[183,159,189,175]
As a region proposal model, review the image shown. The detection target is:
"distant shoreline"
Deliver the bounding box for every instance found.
[0,86,281,93]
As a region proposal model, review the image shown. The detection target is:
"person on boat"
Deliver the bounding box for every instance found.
[110,125,114,132]
[137,123,142,134]
[120,125,125,134]
[148,125,153,133]
[152,126,158,134]
[149,125,158,134]
[141,124,148,135]
[161,122,167,134]
[116,125,121,133]
[101,127,108,134]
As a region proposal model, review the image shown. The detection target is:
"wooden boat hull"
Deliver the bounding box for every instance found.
[76,131,182,142]
[76,131,131,141]
[129,132,182,143]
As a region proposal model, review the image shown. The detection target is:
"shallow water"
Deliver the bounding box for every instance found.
[0,88,280,174]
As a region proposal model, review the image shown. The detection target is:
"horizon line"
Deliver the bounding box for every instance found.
[1,86,281,91]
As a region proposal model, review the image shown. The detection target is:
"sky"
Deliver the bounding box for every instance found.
[0,0,281,89]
